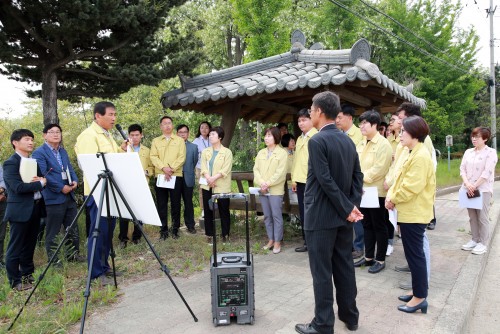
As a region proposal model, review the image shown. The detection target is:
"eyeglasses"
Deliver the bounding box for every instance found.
[177,131,188,134]
[47,131,61,134]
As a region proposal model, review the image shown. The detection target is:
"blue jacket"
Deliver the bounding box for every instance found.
[32,143,79,205]
[182,141,199,188]
[3,153,46,222]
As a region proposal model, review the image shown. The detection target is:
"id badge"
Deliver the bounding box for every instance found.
[62,171,68,180]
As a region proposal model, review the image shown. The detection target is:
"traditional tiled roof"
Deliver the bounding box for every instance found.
[161,36,425,123]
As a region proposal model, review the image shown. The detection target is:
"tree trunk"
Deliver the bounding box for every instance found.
[42,70,59,125]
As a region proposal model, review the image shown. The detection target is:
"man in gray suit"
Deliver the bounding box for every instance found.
[295,91,364,334]
[177,124,199,234]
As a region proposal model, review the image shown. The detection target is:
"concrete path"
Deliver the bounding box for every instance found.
[466,208,500,333]
[74,182,500,334]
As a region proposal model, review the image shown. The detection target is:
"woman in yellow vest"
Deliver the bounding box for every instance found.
[200,126,233,243]
[385,116,435,314]
[253,127,288,254]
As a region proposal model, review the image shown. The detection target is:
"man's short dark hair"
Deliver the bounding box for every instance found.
[11,129,34,149]
[340,103,356,117]
[402,116,429,143]
[94,101,115,117]
[177,124,189,132]
[160,115,173,124]
[281,133,295,148]
[210,126,225,140]
[359,110,381,127]
[128,124,143,134]
[312,91,341,120]
[297,108,310,119]
[43,124,62,133]
[277,122,288,129]
[397,102,421,117]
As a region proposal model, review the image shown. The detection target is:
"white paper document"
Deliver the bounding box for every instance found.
[66,166,72,184]
[360,187,379,208]
[199,177,208,186]
[458,187,483,210]
[388,209,398,230]
[19,157,37,183]
[249,187,261,195]
[156,175,176,189]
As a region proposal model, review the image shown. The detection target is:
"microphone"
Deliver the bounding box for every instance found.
[115,124,128,141]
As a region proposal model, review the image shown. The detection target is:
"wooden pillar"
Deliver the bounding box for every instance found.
[221,102,241,147]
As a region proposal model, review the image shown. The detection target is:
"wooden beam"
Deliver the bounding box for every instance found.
[336,87,372,107]
[244,99,298,114]
[221,102,241,147]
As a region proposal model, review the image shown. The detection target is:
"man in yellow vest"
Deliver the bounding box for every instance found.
[291,108,318,252]
[337,103,365,259]
[75,101,123,286]
[150,116,186,240]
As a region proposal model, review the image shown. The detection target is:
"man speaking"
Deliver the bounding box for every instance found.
[75,101,122,286]
[295,91,364,334]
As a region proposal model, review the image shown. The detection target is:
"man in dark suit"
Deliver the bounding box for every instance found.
[32,124,81,263]
[295,91,364,334]
[177,124,199,234]
[3,129,47,291]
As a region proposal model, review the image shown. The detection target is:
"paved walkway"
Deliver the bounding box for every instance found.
[74,182,500,334]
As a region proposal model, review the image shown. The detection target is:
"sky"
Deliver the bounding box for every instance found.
[0,0,498,119]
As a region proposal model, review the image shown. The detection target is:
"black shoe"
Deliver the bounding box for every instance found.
[295,245,308,252]
[22,274,35,284]
[295,323,320,334]
[354,258,375,268]
[368,261,385,274]
[131,239,139,245]
[346,323,358,331]
[398,294,413,302]
[68,254,86,263]
[119,240,127,249]
[105,269,124,277]
[172,232,180,240]
[160,233,169,240]
[187,228,196,234]
[13,282,33,291]
[427,222,436,230]
[352,250,364,259]
[394,264,411,273]
[397,299,428,314]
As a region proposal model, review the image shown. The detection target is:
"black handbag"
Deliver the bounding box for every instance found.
[467,190,480,199]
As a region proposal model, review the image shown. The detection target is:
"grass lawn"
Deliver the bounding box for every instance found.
[0,211,301,333]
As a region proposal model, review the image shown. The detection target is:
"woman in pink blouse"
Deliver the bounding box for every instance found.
[460,127,498,255]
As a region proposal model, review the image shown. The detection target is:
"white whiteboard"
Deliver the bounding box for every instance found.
[78,153,161,226]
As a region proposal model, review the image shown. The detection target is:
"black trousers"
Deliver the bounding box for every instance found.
[118,218,142,242]
[202,189,231,237]
[360,198,388,262]
[155,177,183,235]
[306,226,359,333]
[44,195,79,261]
[400,223,428,298]
[181,181,195,229]
[6,200,42,287]
[296,182,306,242]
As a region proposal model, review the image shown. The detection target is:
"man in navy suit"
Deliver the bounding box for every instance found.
[177,124,199,234]
[295,91,364,334]
[3,129,47,291]
[32,124,81,263]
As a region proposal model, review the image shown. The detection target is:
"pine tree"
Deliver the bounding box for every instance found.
[0,0,201,124]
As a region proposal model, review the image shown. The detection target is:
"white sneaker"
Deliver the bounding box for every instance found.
[386,244,394,256]
[471,243,487,255]
[461,240,477,251]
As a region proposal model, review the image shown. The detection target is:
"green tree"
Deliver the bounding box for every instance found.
[0,0,202,125]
